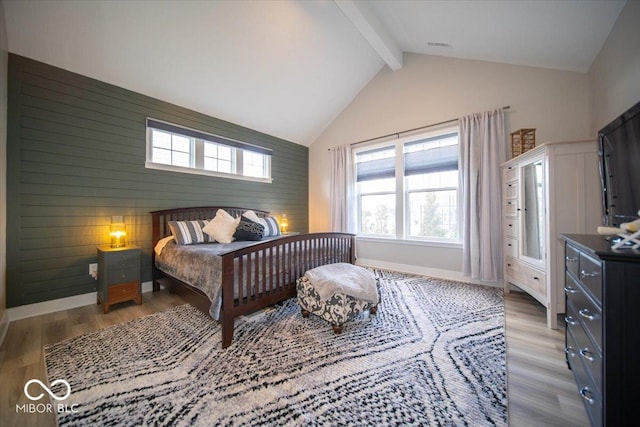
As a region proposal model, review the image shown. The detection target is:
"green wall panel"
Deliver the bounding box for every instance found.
[6,54,309,307]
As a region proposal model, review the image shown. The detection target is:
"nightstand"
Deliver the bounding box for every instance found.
[97,245,142,313]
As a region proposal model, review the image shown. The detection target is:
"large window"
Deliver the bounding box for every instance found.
[355,127,460,243]
[146,119,272,182]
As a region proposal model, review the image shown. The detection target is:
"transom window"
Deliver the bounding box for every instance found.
[146,119,272,182]
[355,126,460,243]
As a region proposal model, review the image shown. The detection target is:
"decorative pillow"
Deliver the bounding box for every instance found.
[262,216,282,237]
[241,210,281,237]
[242,210,262,223]
[234,215,265,241]
[168,220,214,245]
[154,235,175,256]
[202,209,241,244]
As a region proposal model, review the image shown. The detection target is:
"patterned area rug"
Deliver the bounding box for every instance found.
[44,270,507,426]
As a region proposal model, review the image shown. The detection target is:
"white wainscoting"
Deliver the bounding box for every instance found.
[356,258,503,289]
[0,310,9,347]
[6,281,157,322]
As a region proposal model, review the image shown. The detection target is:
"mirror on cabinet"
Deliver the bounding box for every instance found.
[521,159,545,264]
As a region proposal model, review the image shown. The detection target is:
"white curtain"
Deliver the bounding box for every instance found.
[460,109,506,282]
[329,145,356,233]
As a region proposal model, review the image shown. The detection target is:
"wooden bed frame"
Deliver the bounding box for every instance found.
[151,206,355,348]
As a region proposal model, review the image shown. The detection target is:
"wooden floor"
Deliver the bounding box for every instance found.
[0,289,589,426]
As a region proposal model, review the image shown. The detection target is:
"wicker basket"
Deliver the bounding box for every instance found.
[511,129,536,158]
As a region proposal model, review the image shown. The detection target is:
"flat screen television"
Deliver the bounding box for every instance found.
[599,99,640,227]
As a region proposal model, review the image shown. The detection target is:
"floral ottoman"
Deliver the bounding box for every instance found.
[296,263,379,334]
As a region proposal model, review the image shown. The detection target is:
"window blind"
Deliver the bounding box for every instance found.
[147,119,272,156]
[404,132,458,176]
[356,146,395,182]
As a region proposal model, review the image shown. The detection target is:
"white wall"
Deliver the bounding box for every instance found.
[309,53,590,276]
[1,0,9,341]
[588,0,640,133]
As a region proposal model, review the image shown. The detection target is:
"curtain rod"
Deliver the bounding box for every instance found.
[332,105,510,150]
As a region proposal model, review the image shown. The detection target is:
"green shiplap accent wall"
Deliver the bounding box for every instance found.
[6,54,309,307]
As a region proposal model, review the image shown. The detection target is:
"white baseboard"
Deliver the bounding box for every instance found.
[356,258,504,289]
[0,309,9,347]
[7,281,156,322]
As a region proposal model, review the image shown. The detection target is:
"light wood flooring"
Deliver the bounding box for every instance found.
[0,289,589,426]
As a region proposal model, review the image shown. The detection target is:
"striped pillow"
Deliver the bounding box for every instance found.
[167,220,215,245]
[242,210,281,237]
[262,216,281,237]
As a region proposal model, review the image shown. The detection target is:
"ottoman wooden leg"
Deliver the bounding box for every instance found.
[332,324,343,334]
[370,305,378,315]
[301,309,310,318]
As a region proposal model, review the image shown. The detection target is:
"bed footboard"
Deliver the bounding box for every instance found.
[220,232,355,348]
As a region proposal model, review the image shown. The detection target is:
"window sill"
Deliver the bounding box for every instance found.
[145,161,273,183]
[355,235,462,249]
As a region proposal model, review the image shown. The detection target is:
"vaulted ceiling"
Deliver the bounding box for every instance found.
[3,0,626,146]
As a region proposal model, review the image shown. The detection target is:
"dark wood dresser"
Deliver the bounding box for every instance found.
[562,234,640,426]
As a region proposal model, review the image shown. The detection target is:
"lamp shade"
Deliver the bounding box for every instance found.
[280,214,288,233]
[110,216,126,248]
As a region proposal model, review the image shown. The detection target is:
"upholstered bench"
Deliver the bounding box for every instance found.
[296,263,379,333]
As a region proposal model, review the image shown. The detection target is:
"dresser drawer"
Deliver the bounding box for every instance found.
[106,250,139,270]
[566,299,602,392]
[565,325,603,427]
[504,238,518,259]
[504,219,519,238]
[108,281,140,303]
[505,199,519,216]
[578,252,602,304]
[107,266,139,286]
[504,181,518,199]
[565,243,580,278]
[503,165,517,182]
[566,273,602,351]
[505,257,545,297]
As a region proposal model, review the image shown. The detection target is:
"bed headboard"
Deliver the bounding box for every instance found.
[150,206,270,247]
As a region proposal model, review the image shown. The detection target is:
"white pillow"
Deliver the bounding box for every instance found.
[243,210,262,223]
[203,209,240,244]
[154,235,175,257]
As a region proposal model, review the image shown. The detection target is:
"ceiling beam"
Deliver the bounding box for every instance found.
[335,0,403,71]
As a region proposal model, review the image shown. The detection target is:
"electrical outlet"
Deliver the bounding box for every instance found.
[89,263,98,280]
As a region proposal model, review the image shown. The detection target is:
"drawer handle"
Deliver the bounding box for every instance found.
[579,309,597,321]
[564,286,579,294]
[580,270,598,278]
[565,256,578,262]
[507,243,512,247]
[580,348,596,362]
[564,346,576,357]
[508,224,513,227]
[564,316,579,326]
[579,388,596,405]
[533,276,540,281]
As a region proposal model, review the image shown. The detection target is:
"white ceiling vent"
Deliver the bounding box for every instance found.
[427,42,452,49]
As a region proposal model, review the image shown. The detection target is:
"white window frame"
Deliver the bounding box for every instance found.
[355,145,397,237]
[354,124,461,245]
[145,118,272,183]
